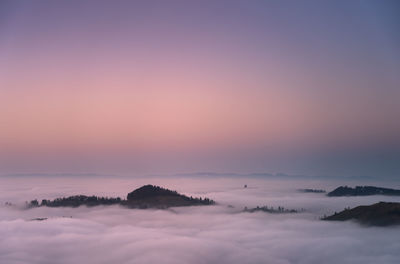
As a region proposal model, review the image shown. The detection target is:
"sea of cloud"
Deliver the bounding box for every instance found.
[1,175,400,264]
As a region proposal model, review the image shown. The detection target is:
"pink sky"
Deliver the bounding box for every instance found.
[1,1,399,176]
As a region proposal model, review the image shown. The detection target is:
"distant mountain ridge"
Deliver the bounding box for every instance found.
[327,186,400,197]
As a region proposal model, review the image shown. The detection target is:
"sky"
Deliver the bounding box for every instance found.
[0,0,399,177]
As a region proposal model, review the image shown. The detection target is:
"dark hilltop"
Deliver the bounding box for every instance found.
[243,205,301,214]
[298,189,326,193]
[327,186,400,197]
[26,185,215,209]
[124,185,214,208]
[323,202,400,226]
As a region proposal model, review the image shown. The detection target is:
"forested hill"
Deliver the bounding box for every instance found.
[26,185,215,209]
[323,202,400,226]
[327,186,400,197]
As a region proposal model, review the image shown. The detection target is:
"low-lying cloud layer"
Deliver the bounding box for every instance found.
[1,176,400,264]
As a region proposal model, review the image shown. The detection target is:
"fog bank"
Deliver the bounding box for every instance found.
[1,176,400,264]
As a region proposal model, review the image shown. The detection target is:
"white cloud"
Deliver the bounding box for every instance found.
[1,176,400,264]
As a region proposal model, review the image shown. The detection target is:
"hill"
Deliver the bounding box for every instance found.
[243,205,301,214]
[327,186,400,197]
[298,189,326,193]
[26,185,215,209]
[322,202,400,226]
[124,185,215,208]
